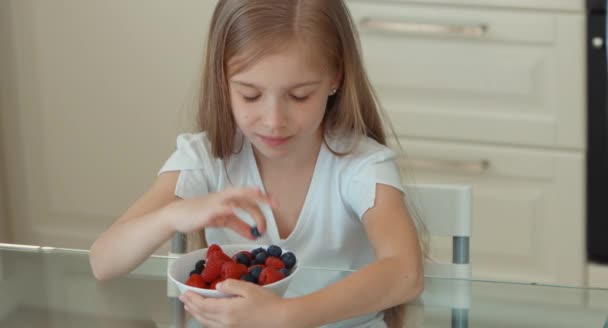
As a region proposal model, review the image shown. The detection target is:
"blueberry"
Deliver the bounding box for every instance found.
[240,274,257,284]
[194,259,206,274]
[251,247,265,259]
[250,226,261,238]
[279,268,290,277]
[249,266,263,281]
[189,269,197,276]
[254,252,268,265]
[281,252,296,269]
[267,245,282,258]
[234,253,251,267]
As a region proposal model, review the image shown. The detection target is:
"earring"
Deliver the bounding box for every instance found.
[330,87,337,95]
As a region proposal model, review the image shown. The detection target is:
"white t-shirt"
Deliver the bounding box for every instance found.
[159,132,404,328]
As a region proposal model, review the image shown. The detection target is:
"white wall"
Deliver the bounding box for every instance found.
[0,0,216,248]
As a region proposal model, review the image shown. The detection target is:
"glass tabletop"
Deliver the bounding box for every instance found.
[0,243,607,328]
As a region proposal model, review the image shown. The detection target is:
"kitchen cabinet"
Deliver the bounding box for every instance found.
[351,0,586,285]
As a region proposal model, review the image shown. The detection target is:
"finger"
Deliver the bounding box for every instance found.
[233,200,267,235]
[227,186,273,209]
[216,279,255,298]
[180,292,222,314]
[221,214,258,240]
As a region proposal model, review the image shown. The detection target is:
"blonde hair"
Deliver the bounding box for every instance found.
[198,0,386,158]
[194,1,428,326]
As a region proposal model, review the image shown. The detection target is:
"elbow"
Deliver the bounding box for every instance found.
[398,264,425,304]
[410,271,425,300]
[89,242,114,281]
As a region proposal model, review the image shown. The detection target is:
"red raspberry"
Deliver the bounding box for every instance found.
[258,267,285,286]
[185,274,208,289]
[207,244,232,261]
[220,262,249,280]
[201,256,226,283]
[265,256,285,270]
[207,244,222,256]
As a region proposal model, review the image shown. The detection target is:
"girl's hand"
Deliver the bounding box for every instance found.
[180,279,287,328]
[168,187,272,239]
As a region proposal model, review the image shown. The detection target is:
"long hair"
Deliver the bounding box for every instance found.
[194,1,427,326]
[198,0,386,158]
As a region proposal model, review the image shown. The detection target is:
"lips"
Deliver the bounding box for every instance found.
[258,134,291,146]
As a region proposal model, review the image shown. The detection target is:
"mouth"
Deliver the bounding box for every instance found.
[258,134,292,146]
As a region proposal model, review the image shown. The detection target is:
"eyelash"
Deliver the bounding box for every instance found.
[241,95,309,103]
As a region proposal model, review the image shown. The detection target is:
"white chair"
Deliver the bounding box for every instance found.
[405,183,473,328]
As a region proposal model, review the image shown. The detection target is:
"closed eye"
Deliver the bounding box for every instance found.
[243,95,261,102]
[291,95,309,102]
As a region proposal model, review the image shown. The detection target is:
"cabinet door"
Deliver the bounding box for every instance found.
[394,138,585,285]
[0,0,216,249]
[348,1,585,149]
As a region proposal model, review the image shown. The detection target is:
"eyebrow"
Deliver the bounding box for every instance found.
[230,80,322,89]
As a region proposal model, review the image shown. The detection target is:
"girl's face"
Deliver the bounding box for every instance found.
[228,40,339,160]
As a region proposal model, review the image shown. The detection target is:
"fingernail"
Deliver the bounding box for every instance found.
[178,294,185,302]
[216,282,223,290]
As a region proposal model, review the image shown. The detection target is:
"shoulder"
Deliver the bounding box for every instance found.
[174,132,213,161]
[159,132,219,173]
[325,133,398,171]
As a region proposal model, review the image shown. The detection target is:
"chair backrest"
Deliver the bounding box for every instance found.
[404,183,473,310]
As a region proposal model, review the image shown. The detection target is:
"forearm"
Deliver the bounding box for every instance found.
[89,205,176,280]
[284,256,423,327]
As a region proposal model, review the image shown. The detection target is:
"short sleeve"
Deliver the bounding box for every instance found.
[158,133,217,199]
[345,150,404,220]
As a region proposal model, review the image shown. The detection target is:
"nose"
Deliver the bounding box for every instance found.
[262,98,288,129]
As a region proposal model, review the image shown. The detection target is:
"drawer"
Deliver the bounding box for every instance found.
[348,1,585,149]
[392,138,585,285]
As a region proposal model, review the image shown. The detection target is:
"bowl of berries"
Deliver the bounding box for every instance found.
[168,244,298,298]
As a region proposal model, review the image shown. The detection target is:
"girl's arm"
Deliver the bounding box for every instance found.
[282,183,424,327]
[89,172,181,280]
[89,172,271,281]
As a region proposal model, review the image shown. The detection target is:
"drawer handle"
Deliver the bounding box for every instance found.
[359,17,488,38]
[398,157,490,173]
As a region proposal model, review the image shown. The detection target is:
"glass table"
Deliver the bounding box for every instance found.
[0,243,607,328]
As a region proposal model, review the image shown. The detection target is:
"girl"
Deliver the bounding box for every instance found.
[90,0,424,327]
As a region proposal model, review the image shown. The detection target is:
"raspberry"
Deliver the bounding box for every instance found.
[220,262,249,280]
[207,244,222,256]
[265,256,285,270]
[206,244,231,262]
[258,267,285,285]
[185,274,208,289]
[201,256,226,283]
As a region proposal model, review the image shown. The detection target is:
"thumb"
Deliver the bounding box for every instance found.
[216,279,255,297]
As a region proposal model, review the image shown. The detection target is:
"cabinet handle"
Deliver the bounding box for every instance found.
[398,157,490,173]
[359,17,488,38]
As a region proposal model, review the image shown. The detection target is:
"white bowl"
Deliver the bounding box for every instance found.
[168,244,298,298]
